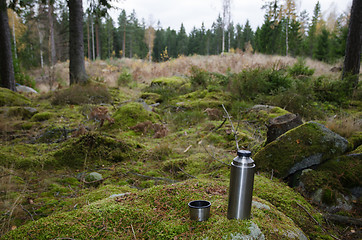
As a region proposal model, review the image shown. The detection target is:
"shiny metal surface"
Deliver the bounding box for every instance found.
[227,150,255,220]
[188,200,211,221]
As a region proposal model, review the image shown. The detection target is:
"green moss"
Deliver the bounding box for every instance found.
[0,87,30,106]
[348,131,362,150]
[150,76,188,87]
[52,133,139,168]
[254,175,326,237]
[3,177,328,240]
[111,102,159,130]
[31,112,53,122]
[254,122,348,178]
[140,92,162,104]
[7,107,38,119]
[0,143,54,169]
[171,90,232,109]
[21,122,37,130]
[242,106,290,126]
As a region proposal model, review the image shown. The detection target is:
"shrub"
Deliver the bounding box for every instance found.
[117,69,133,86]
[288,58,315,77]
[313,76,348,104]
[189,66,229,90]
[228,68,291,100]
[189,66,209,88]
[51,84,112,105]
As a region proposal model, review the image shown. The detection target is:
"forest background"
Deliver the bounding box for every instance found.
[5,0,350,74]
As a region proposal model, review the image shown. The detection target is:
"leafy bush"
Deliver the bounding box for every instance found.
[117,69,133,86]
[51,84,112,105]
[228,68,291,100]
[288,58,315,77]
[189,66,229,90]
[313,76,348,104]
[189,66,209,88]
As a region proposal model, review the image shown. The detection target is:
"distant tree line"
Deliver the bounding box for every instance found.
[5,0,350,71]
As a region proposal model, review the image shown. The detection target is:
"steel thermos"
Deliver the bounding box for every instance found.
[227,150,255,220]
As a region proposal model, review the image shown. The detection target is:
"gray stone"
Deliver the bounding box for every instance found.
[16,85,38,93]
[85,172,103,182]
[252,201,271,210]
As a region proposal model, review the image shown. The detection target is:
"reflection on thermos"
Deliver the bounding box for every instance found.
[227,150,255,220]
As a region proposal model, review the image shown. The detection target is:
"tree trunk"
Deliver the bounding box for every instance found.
[91,14,95,60]
[342,0,361,92]
[0,1,16,91]
[266,114,303,145]
[87,17,91,59]
[68,0,87,84]
[95,19,100,59]
[12,11,17,59]
[122,24,126,58]
[48,1,56,66]
[48,0,56,90]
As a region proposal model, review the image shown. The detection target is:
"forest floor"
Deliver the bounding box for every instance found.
[1,53,361,239]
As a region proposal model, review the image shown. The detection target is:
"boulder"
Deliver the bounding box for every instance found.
[16,85,38,93]
[0,87,30,106]
[85,172,103,182]
[254,121,349,178]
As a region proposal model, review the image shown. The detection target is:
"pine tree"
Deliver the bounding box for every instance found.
[176,23,188,56]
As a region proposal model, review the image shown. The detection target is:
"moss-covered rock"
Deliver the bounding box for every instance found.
[150,76,188,87]
[3,177,327,240]
[53,133,140,168]
[111,102,159,130]
[348,131,362,150]
[242,105,291,126]
[299,152,362,208]
[171,89,232,109]
[0,87,30,106]
[140,92,162,105]
[30,112,54,122]
[7,107,38,119]
[254,121,349,178]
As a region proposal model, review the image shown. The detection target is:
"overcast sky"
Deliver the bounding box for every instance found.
[109,0,352,32]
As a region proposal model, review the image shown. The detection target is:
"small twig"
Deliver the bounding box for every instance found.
[213,118,227,132]
[200,143,230,167]
[295,202,340,240]
[20,204,34,221]
[183,145,192,153]
[178,167,197,179]
[131,224,136,240]
[270,169,274,180]
[222,104,239,150]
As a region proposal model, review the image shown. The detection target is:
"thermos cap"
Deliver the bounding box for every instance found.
[237,150,251,157]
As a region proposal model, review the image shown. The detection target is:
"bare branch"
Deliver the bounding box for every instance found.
[222,104,239,151]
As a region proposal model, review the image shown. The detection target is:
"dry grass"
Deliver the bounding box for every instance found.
[30,53,345,92]
[326,115,362,138]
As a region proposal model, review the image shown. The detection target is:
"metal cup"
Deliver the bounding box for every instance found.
[188,200,211,221]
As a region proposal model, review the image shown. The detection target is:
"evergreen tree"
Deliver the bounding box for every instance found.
[242,20,254,51]
[313,28,329,61]
[176,23,188,56]
[307,1,321,57]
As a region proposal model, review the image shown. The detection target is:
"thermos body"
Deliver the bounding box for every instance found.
[227,150,255,220]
